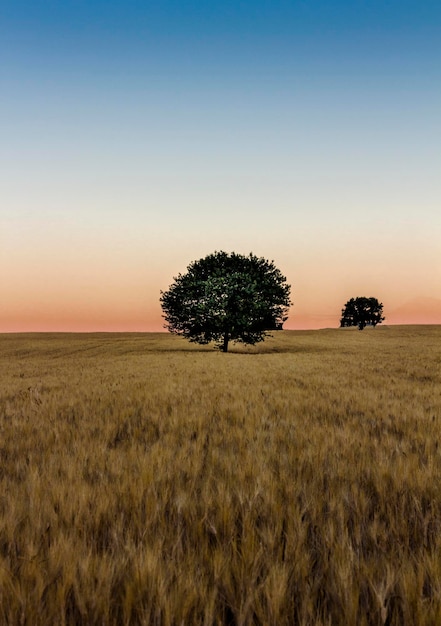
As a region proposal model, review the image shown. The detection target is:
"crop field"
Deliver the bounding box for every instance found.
[0,326,441,625]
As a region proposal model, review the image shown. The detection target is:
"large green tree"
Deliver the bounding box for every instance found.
[160,251,291,352]
[340,297,385,330]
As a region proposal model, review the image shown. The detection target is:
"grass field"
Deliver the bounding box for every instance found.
[1,326,441,625]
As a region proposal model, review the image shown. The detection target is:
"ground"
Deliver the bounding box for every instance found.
[0,327,440,625]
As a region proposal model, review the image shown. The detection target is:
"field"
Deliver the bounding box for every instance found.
[1,326,441,625]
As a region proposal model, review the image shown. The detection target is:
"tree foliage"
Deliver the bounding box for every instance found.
[340,297,385,330]
[160,251,291,352]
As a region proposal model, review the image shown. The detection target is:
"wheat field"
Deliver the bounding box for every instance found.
[0,326,440,625]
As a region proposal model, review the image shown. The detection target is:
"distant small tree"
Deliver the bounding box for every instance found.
[340,297,385,330]
[160,251,291,352]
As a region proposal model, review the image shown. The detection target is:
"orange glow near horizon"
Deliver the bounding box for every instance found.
[2,223,440,333]
[2,297,441,333]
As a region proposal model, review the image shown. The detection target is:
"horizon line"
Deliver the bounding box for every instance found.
[1,323,440,335]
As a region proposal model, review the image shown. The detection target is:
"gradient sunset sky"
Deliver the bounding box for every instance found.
[1,0,440,331]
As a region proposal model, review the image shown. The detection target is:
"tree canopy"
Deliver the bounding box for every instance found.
[340,297,385,330]
[160,251,291,352]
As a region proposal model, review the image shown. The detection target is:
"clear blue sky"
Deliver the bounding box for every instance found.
[1,1,441,330]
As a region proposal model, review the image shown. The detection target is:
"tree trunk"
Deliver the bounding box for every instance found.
[222,333,229,353]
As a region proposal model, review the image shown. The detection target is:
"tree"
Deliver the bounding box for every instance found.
[340,297,385,330]
[160,251,291,352]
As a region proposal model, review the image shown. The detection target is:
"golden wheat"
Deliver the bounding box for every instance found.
[0,326,440,625]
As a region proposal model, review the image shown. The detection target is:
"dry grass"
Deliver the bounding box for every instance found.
[0,326,441,625]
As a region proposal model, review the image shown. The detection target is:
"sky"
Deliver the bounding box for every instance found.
[1,0,440,332]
